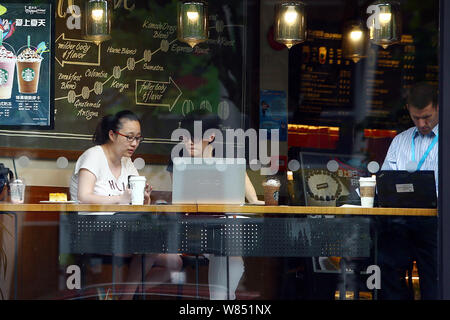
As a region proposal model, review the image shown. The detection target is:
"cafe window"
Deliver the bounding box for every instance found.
[0,0,445,302]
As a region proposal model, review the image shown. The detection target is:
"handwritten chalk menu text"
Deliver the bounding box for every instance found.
[0,3,52,128]
[56,33,100,67]
[47,0,249,155]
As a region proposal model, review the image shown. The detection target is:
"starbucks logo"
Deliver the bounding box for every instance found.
[22,68,35,82]
[0,69,8,85]
[273,191,279,201]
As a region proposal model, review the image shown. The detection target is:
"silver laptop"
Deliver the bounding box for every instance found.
[172,157,246,204]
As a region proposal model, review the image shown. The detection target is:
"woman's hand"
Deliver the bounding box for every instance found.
[118,189,131,204]
[144,183,152,205]
[244,173,265,205]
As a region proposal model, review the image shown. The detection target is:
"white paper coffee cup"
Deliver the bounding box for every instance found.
[129,176,146,205]
[359,176,376,208]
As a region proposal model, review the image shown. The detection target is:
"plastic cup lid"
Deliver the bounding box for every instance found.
[359,177,376,182]
[129,176,146,181]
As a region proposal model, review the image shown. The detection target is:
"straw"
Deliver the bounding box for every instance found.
[105,288,111,300]
[0,30,3,47]
[12,157,18,180]
[27,35,30,49]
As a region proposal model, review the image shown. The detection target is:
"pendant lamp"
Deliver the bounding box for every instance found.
[84,0,111,45]
[367,0,401,49]
[342,21,368,63]
[274,1,307,49]
[178,1,208,48]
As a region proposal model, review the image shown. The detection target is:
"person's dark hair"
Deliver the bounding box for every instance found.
[407,82,438,110]
[179,109,222,137]
[93,110,141,145]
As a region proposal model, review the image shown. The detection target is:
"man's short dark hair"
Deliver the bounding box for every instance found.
[407,82,438,110]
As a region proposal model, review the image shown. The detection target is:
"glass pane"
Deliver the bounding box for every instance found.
[0,0,441,302]
[285,0,439,300]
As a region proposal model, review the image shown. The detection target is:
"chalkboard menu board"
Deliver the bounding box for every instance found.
[0,0,254,158]
[0,3,53,128]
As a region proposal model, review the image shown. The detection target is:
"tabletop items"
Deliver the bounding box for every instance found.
[263,178,281,206]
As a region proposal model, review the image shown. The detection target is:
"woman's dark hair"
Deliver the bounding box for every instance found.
[93,110,141,145]
[180,109,222,137]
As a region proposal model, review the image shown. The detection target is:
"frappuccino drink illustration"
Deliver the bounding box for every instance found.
[0,44,16,99]
[17,46,43,94]
[0,21,17,99]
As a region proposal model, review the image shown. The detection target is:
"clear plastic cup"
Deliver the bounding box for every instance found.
[10,178,25,204]
[16,46,43,94]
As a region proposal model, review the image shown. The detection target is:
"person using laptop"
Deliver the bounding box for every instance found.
[70,110,182,299]
[378,82,438,299]
[167,110,264,300]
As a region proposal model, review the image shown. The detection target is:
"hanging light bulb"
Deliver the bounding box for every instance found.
[178,1,208,48]
[91,8,104,21]
[367,1,401,49]
[84,0,111,45]
[342,21,368,63]
[274,1,307,49]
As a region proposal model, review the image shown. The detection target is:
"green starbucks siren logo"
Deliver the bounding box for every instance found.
[22,68,35,82]
[0,69,8,85]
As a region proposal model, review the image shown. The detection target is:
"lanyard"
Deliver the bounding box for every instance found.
[411,129,438,170]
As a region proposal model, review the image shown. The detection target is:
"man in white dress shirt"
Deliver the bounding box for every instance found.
[379,82,438,300]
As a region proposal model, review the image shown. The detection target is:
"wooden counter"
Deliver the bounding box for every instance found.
[197,204,437,216]
[0,203,197,213]
[0,203,437,216]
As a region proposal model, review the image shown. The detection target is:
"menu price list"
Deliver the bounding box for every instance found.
[293,31,438,130]
[296,30,353,125]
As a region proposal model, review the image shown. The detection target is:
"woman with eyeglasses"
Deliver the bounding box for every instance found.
[70,110,148,204]
[70,110,182,299]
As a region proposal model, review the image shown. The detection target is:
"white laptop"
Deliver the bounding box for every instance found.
[172,157,246,204]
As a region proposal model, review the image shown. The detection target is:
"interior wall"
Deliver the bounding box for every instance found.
[0,157,172,191]
[260,0,289,92]
[259,0,289,161]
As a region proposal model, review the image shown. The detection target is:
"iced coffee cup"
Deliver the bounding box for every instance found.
[129,176,146,205]
[10,178,25,204]
[359,176,376,208]
[0,45,16,99]
[263,178,281,206]
[16,46,42,94]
